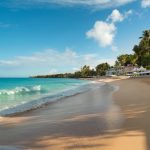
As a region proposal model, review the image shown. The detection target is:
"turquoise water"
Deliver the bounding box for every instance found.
[0,78,91,116]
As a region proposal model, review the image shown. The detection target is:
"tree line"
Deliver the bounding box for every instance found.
[32,63,110,78]
[115,30,150,69]
[32,30,150,78]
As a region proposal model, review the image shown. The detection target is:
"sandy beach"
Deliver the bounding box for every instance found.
[0,77,150,150]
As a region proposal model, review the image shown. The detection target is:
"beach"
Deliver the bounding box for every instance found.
[0,77,150,150]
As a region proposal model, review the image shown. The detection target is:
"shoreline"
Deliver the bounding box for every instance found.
[0,79,96,117]
[0,77,150,150]
[1,76,123,118]
[0,76,123,117]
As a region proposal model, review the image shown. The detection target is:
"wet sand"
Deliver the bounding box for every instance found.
[0,77,150,150]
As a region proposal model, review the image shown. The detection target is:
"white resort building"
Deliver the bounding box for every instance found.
[106,65,150,77]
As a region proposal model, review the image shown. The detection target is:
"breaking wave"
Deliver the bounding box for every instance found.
[0,85,41,95]
[0,82,105,116]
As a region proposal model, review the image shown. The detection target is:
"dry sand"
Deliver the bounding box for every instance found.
[0,77,150,150]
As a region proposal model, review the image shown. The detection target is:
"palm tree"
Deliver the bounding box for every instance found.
[133,30,150,66]
[139,30,150,53]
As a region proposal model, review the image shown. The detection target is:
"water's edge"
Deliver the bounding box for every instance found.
[0,81,104,116]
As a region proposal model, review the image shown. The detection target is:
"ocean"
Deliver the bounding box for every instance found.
[0,78,94,116]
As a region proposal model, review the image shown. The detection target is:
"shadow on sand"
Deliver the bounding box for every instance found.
[0,78,150,149]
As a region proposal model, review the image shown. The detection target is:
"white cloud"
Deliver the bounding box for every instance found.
[0,48,115,77]
[1,0,135,9]
[141,0,150,8]
[86,21,116,47]
[86,9,132,48]
[124,9,133,17]
[107,9,133,23]
[107,9,132,23]
[107,9,124,23]
[45,0,135,7]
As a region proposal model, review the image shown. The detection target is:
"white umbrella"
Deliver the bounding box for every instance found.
[139,66,146,72]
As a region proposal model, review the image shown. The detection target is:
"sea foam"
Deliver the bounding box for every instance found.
[0,85,41,95]
[0,82,104,116]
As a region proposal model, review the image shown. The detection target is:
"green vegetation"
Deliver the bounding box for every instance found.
[96,63,110,76]
[32,30,150,78]
[115,54,137,66]
[116,30,150,69]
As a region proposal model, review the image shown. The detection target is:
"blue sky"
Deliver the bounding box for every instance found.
[0,0,150,77]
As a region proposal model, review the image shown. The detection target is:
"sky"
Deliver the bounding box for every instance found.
[0,0,150,77]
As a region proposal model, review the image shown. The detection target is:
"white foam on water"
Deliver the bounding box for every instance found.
[0,81,104,116]
[0,85,41,95]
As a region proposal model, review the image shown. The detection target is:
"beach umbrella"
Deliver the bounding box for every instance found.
[139,66,146,72]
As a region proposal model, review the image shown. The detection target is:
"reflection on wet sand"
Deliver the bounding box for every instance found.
[0,78,149,150]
